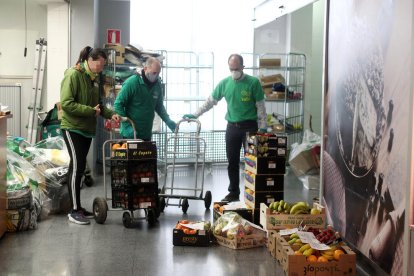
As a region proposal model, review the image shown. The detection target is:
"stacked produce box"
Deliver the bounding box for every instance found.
[110,141,158,211]
[243,132,287,224]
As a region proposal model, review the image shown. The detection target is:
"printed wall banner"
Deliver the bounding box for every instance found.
[323,0,412,274]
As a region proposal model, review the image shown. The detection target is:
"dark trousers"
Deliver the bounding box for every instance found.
[62,130,92,211]
[225,121,258,195]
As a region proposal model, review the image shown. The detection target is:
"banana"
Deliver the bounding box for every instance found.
[293,208,310,215]
[321,253,333,261]
[303,248,314,257]
[284,202,289,210]
[288,238,297,245]
[299,244,311,253]
[290,204,308,214]
[293,239,302,244]
[272,202,279,211]
[290,233,299,239]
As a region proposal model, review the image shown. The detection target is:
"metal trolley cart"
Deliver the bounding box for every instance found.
[158,118,212,214]
[93,118,160,227]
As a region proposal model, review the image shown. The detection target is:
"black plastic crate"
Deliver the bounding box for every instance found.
[111,188,129,209]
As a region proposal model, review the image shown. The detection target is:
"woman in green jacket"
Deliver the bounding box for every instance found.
[60,46,120,225]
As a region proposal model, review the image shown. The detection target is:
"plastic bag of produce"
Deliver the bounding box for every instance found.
[211,212,266,249]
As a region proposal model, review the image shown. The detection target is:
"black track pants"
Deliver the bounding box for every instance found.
[62,130,92,211]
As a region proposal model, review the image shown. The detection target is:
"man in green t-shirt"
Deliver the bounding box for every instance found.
[184,54,266,202]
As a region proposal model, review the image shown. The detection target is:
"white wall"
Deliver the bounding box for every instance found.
[47,3,69,109]
[0,0,47,138]
[70,0,95,66]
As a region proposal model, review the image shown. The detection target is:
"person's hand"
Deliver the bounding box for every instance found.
[94,104,101,117]
[112,114,121,122]
[167,120,177,132]
[183,114,197,119]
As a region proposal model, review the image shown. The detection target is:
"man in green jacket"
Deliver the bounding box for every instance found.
[114,57,176,140]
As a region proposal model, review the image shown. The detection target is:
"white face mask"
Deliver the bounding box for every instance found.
[146,72,158,83]
[231,70,242,80]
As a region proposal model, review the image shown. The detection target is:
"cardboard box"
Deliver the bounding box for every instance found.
[246,132,287,147]
[265,92,285,100]
[245,154,286,175]
[214,233,266,250]
[275,233,356,276]
[267,230,278,257]
[56,102,62,120]
[260,202,326,230]
[289,145,321,177]
[244,170,284,192]
[104,43,125,64]
[173,229,211,246]
[244,190,284,209]
[213,202,253,223]
[260,74,285,86]
[259,58,281,68]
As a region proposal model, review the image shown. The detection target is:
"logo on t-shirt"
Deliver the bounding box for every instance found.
[241,90,252,102]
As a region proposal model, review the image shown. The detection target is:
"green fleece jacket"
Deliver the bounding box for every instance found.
[113,74,171,140]
[60,64,115,136]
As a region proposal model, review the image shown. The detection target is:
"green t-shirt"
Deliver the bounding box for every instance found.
[212,74,264,122]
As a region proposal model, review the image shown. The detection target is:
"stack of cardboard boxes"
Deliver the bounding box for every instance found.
[243,132,287,224]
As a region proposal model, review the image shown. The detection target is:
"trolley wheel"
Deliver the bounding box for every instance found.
[147,208,156,226]
[83,174,94,187]
[181,198,189,214]
[159,197,166,213]
[93,197,108,224]
[122,211,132,228]
[204,190,212,209]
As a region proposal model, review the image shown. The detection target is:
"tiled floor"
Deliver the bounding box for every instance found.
[0,164,366,276]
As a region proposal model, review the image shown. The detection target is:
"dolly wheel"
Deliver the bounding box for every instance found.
[122,212,132,228]
[159,197,166,212]
[204,191,212,209]
[93,197,108,224]
[182,198,189,214]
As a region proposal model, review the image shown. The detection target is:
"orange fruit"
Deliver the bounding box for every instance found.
[180,220,189,224]
[189,229,197,234]
[213,203,220,210]
[183,229,190,234]
[317,256,329,262]
[219,206,225,214]
[121,143,127,149]
[307,255,318,262]
[112,143,121,150]
[333,249,345,261]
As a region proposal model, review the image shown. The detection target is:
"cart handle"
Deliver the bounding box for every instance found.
[175,118,201,134]
[119,116,137,139]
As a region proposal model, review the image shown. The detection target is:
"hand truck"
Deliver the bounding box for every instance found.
[158,118,212,214]
[93,117,160,227]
